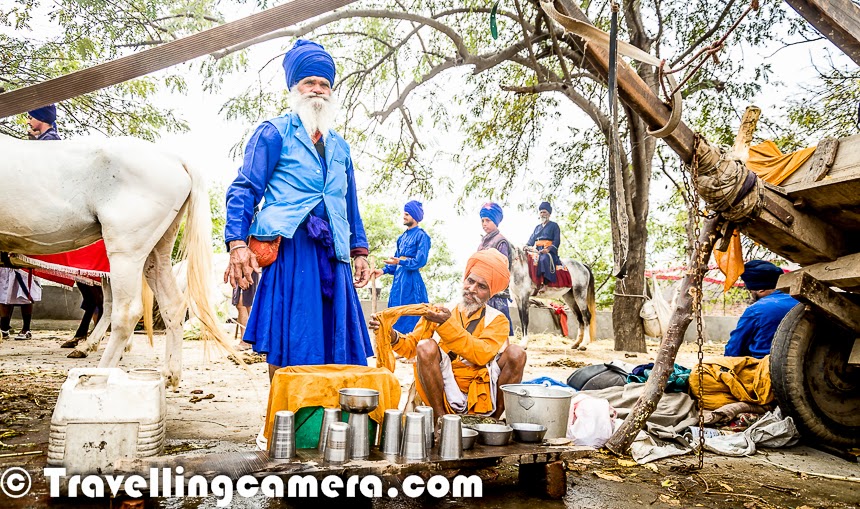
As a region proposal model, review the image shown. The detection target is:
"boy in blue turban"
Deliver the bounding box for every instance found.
[373,201,432,333]
[526,201,562,285]
[27,104,60,140]
[724,260,799,358]
[477,202,513,335]
[225,39,373,378]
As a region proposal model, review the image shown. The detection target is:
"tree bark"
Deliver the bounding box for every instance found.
[605,216,723,454]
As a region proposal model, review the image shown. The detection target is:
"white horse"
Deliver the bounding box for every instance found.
[509,245,597,350]
[0,133,230,388]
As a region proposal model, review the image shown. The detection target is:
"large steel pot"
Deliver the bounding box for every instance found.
[501,384,574,439]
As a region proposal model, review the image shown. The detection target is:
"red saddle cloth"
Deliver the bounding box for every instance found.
[526,251,572,288]
[26,240,110,287]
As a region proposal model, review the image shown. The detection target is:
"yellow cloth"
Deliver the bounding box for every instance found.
[392,304,510,415]
[263,364,401,442]
[374,303,435,372]
[688,356,774,410]
[715,141,816,290]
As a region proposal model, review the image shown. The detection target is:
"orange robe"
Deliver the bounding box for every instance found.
[393,304,510,415]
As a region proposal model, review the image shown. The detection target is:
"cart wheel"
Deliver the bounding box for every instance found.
[770,304,860,448]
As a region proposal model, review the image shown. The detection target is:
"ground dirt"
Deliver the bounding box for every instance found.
[0,322,857,508]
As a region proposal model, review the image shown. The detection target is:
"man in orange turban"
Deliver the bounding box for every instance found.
[370,249,526,419]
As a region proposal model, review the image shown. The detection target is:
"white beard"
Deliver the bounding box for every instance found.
[459,293,486,317]
[289,87,339,138]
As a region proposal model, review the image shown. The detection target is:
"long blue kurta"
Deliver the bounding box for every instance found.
[383,227,431,333]
[224,118,372,367]
[527,220,562,283]
[724,291,799,359]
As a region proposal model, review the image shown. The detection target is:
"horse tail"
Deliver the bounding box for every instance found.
[177,161,233,353]
[142,277,154,346]
[587,266,597,343]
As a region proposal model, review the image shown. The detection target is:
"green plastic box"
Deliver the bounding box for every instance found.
[294,406,378,449]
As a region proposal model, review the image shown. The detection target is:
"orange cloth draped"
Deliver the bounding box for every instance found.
[263,364,401,442]
[373,303,435,372]
[715,141,816,290]
[392,304,510,415]
[688,356,773,410]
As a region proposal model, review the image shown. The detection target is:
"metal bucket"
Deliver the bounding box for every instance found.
[501,384,574,439]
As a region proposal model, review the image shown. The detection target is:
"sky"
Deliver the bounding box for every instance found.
[11,1,855,271]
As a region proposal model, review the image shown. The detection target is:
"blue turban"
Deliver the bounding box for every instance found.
[282,39,336,90]
[28,104,56,125]
[741,260,784,290]
[539,201,552,214]
[480,202,504,226]
[404,200,424,223]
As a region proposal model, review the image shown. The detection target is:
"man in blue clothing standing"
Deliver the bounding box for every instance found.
[225,39,373,379]
[724,260,799,359]
[373,201,431,333]
[526,201,562,285]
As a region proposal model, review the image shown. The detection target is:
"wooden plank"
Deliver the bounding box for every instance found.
[802,138,840,183]
[787,174,860,212]
[783,0,860,67]
[788,273,860,334]
[849,339,860,365]
[783,132,860,188]
[777,252,860,291]
[0,0,357,118]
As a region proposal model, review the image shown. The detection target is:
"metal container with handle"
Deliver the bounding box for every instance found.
[500,384,574,439]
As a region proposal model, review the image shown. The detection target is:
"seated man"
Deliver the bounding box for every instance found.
[526,201,561,284]
[370,249,526,420]
[725,260,799,359]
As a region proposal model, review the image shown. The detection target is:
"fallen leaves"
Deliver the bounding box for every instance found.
[718,481,734,492]
[594,471,624,482]
[189,393,214,403]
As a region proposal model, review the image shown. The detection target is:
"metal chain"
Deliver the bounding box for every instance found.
[681,134,707,470]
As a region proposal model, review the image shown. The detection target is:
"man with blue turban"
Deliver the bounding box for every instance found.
[724,260,799,358]
[27,104,60,140]
[373,200,431,333]
[225,39,373,379]
[477,202,513,335]
[526,201,562,285]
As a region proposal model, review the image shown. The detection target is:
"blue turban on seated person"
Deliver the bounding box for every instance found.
[282,39,336,90]
[480,202,504,226]
[404,200,424,223]
[741,260,785,290]
[539,201,552,214]
[28,104,56,125]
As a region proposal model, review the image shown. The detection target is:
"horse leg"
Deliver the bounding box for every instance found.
[144,232,185,390]
[517,295,531,350]
[563,291,587,350]
[97,256,145,369]
[68,278,112,359]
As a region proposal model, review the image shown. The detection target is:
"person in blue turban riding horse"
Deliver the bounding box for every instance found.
[225,39,373,379]
[373,201,432,333]
[724,260,799,359]
[477,202,513,335]
[526,201,562,287]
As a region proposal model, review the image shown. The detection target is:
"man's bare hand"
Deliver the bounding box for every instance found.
[368,314,382,331]
[383,257,400,265]
[540,247,549,254]
[227,242,260,290]
[371,268,384,278]
[353,256,371,288]
[423,306,451,324]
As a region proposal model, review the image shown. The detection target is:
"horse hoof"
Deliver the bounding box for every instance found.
[577,346,587,351]
[67,349,88,359]
[60,337,84,349]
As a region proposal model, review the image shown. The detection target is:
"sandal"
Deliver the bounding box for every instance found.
[0,329,9,340]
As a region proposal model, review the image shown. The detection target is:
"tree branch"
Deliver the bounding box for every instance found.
[670,0,737,66]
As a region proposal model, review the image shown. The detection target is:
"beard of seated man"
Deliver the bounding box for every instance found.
[415,277,527,423]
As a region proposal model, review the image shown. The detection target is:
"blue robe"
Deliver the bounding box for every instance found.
[383,227,431,333]
[37,127,60,141]
[224,121,372,367]
[724,291,799,359]
[527,221,561,283]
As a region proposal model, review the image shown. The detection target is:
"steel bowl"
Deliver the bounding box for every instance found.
[471,423,513,446]
[461,428,478,450]
[511,423,548,443]
[338,388,379,414]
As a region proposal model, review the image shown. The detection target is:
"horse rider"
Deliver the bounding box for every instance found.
[724,260,798,359]
[526,201,562,287]
[225,39,373,380]
[476,202,513,336]
[372,200,431,334]
[369,249,526,420]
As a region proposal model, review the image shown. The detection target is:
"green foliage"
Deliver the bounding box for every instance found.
[0,0,222,138]
[171,184,227,262]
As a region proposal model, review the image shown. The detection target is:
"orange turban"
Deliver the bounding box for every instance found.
[464,249,510,296]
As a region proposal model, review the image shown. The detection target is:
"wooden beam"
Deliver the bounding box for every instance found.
[0,0,357,118]
[788,273,860,334]
[783,0,860,67]
[777,252,860,291]
[849,339,860,365]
